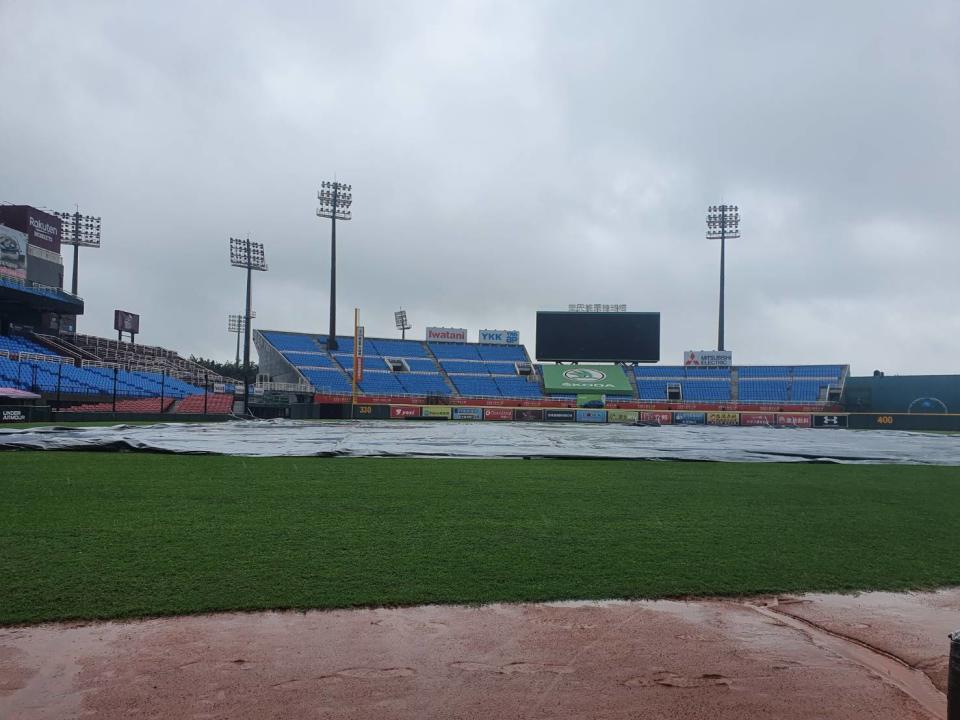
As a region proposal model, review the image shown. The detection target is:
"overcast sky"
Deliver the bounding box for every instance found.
[2,1,958,374]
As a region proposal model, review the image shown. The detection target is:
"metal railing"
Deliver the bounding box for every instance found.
[0,274,82,301]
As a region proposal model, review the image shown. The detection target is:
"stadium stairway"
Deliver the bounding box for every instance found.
[625,367,640,400]
[31,333,99,363]
[730,367,739,402]
[425,344,459,396]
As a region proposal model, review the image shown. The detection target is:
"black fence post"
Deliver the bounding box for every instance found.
[949,630,959,720]
[160,370,166,414]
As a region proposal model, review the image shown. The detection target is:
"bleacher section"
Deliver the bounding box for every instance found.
[634,365,844,404]
[738,365,844,404]
[633,366,731,402]
[62,333,224,385]
[62,398,176,413]
[0,334,207,400]
[255,330,845,405]
[258,331,541,400]
[176,393,234,414]
[429,341,540,399]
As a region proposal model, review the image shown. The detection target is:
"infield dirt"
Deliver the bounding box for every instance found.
[1,589,955,719]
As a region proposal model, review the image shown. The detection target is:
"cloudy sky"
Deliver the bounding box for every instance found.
[1,1,957,374]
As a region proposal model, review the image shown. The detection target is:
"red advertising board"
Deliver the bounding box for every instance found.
[484,407,513,421]
[390,406,421,418]
[640,411,673,425]
[776,413,812,428]
[741,413,777,426]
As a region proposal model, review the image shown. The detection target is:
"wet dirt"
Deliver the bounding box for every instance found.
[1,591,955,720]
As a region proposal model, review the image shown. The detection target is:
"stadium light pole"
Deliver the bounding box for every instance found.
[228,311,255,366]
[230,237,268,417]
[706,204,740,352]
[54,208,101,296]
[316,181,352,351]
[395,309,412,340]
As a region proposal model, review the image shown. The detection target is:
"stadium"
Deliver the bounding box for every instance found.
[1,192,959,719]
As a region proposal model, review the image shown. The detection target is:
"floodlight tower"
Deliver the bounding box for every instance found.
[316,181,352,350]
[706,204,740,352]
[55,208,101,296]
[228,311,256,366]
[229,237,268,416]
[394,309,412,340]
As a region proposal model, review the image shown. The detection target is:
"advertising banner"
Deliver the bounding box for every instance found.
[544,409,576,422]
[113,309,141,335]
[576,409,607,423]
[776,413,812,428]
[390,405,421,418]
[0,225,28,280]
[813,414,848,428]
[353,404,389,419]
[707,411,740,426]
[541,364,633,394]
[452,407,483,420]
[683,350,732,367]
[1,408,27,422]
[607,409,639,423]
[0,206,61,253]
[354,325,364,384]
[513,408,543,422]
[421,406,452,419]
[478,329,519,345]
[674,411,706,425]
[740,412,777,426]
[641,411,673,425]
[426,326,467,343]
[483,407,513,421]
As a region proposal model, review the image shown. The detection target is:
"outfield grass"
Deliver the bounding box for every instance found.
[1,453,958,624]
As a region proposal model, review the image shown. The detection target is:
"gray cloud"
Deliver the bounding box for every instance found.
[1,0,957,374]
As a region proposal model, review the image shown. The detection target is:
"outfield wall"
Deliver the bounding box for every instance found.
[339,402,852,428]
[843,374,960,414]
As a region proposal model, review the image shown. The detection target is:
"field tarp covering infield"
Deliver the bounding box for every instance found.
[1,419,959,463]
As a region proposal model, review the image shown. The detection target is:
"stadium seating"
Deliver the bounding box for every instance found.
[397,373,451,396]
[450,375,501,397]
[259,331,325,353]
[441,360,488,375]
[428,343,481,360]
[301,368,352,394]
[62,398,175,413]
[176,393,234,414]
[0,335,51,355]
[257,330,844,405]
[0,334,207,400]
[367,338,430,358]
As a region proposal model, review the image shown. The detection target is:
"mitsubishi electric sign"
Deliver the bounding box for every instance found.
[541,364,633,394]
[684,350,732,367]
[478,329,519,345]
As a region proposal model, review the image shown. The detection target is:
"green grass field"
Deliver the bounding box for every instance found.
[2,452,958,625]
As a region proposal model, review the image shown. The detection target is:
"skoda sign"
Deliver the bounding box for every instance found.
[563,368,605,382]
[541,364,633,394]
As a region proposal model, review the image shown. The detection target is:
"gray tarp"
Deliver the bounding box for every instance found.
[1,420,959,464]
